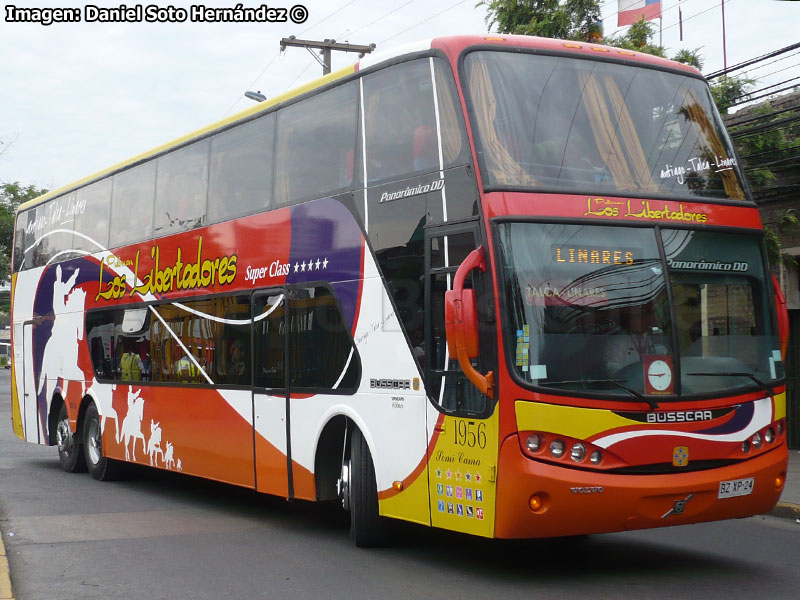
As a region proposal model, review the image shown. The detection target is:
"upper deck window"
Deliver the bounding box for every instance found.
[464,51,745,201]
[362,57,469,185]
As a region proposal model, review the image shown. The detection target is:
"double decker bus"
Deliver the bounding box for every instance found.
[10,35,789,546]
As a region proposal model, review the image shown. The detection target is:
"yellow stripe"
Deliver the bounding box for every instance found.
[774,391,787,421]
[18,65,356,212]
[515,401,638,440]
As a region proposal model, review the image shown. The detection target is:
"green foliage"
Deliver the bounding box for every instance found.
[765,210,800,268]
[479,0,602,41]
[672,48,704,71]
[603,18,665,57]
[0,181,48,281]
[710,75,755,115]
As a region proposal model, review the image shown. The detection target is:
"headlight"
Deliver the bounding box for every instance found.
[765,428,775,444]
[752,432,763,449]
[570,442,586,462]
[590,450,603,465]
[526,433,542,452]
[549,439,565,458]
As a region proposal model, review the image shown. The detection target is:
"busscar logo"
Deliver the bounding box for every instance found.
[647,410,714,424]
[370,378,411,390]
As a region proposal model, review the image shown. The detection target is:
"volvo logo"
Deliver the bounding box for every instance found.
[662,494,695,519]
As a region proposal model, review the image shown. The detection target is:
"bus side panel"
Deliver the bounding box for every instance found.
[287,271,432,525]
[94,383,256,488]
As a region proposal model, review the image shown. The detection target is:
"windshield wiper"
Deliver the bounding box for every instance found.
[687,372,775,397]
[542,379,658,410]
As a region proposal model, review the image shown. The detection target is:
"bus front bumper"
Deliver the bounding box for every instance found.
[494,435,788,539]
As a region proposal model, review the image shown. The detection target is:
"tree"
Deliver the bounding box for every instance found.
[603,18,665,57]
[480,0,602,42]
[672,48,704,71]
[0,181,48,282]
[709,75,755,115]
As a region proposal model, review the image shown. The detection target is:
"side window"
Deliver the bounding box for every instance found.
[117,307,150,382]
[86,308,118,380]
[433,57,470,169]
[74,179,112,253]
[213,296,251,385]
[253,292,286,389]
[111,161,155,248]
[208,114,275,224]
[12,210,26,272]
[154,139,209,236]
[363,59,438,183]
[274,81,358,205]
[289,286,359,391]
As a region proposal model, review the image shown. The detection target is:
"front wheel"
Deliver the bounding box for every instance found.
[348,428,387,547]
[56,402,86,473]
[83,403,122,481]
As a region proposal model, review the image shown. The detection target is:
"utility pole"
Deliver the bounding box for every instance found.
[721,0,728,77]
[280,36,376,76]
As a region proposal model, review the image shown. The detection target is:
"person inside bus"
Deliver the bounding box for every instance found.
[120,340,144,382]
[603,304,667,374]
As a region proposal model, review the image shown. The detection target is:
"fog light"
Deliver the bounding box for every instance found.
[590,450,603,465]
[776,473,786,490]
[529,494,544,511]
[526,433,542,452]
[741,440,750,453]
[752,432,763,449]
[765,428,775,444]
[570,442,586,462]
[549,439,565,458]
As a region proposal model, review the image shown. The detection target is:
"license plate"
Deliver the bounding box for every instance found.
[718,477,754,499]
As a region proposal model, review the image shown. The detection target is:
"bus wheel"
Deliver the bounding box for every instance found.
[348,428,387,547]
[56,403,86,473]
[83,403,121,481]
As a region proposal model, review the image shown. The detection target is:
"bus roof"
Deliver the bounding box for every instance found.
[18,34,701,213]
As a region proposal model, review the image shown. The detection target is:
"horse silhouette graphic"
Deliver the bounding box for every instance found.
[37,265,87,407]
[147,420,163,466]
[119,387,145,461]
[89,380,119,441]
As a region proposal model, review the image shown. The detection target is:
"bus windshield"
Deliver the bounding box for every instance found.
[464,50,745,201]
[497,223,783,398]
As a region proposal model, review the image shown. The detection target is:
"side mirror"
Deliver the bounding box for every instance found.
[772,273,789,360]
[444,247,494,398]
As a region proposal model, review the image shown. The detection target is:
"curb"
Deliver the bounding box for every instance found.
[771,501,800,521]
[0,532,13,600]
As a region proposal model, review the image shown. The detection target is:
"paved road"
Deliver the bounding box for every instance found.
[1,369,799,599]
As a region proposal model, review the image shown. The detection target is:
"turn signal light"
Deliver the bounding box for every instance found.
[529,494,544,511]
[776,473,786,490]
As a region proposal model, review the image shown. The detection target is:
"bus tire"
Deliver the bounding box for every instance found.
[56,402,86,473]
[349,428,387,547]
[83,403,122,481]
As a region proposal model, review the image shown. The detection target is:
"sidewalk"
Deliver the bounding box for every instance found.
[774,447,800,520]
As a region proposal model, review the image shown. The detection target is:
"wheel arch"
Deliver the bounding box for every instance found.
[312,408,380,502]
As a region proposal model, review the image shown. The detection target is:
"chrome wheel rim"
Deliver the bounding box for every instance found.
[56,418,72,455]
[87,418,102,466]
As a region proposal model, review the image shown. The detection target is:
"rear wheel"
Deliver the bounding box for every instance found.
[348,428,387,547]
[83,403,122,481]
[56,403,86,473]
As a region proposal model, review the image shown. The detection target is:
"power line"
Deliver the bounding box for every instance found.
[706,40,800,79]
[348,0,420,38]
[378,0,469,45]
